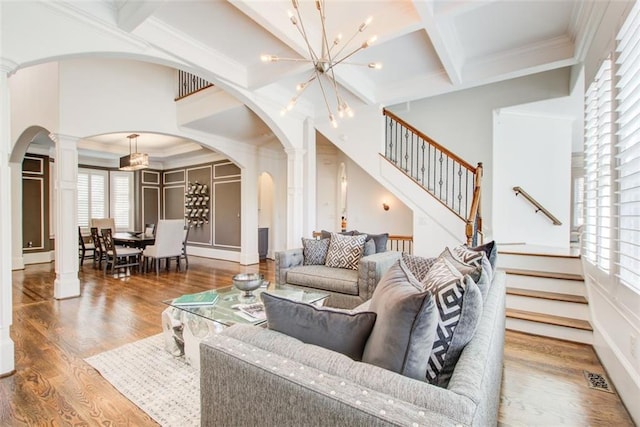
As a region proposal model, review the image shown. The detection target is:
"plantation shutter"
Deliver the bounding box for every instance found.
[615,1,640,292]
[583,58,613,273]
[77,169,107,229]
[111,172,133,230]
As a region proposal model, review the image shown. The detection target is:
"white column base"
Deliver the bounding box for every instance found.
[53,272,80,299]
[239,252,259,266]
[12,256,24,270]
[0,328,15,375]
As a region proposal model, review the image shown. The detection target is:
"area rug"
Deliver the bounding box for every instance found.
[85,334,199,426]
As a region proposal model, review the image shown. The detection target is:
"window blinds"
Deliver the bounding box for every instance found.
[77,169,107,228]
[111,172,132,230]
[584,58,612,273]
[615,0,640,292]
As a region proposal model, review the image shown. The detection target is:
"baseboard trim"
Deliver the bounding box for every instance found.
[187,246,240,263]
[23,251,54,265]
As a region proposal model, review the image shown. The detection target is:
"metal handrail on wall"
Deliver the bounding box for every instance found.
[383,109,483,245]
[513,186,562,225]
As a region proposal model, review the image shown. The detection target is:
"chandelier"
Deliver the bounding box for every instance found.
[261,0,381,128]
[119,133,149,171]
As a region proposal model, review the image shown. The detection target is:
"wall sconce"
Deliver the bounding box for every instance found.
[382,202,390,211]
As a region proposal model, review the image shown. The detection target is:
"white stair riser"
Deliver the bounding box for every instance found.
[499,253,582,275]
[506,294,590,320]
[506,318,593,344]
[506,274,586,297]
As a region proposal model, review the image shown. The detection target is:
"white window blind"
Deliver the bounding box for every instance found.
[77,169,107,229]
[615,0,640,292]
[583,58,613,273]
[110,171,133,231]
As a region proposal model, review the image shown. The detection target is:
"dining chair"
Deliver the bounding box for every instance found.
[101,228,142,275]
[179,224,191,270]
[90,227,106,269]
[142,220,185,273]
[78,227,95,266]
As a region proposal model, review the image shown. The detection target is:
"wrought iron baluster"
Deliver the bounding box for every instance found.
[403,128,409,172]
[420,140,426,185]
[438,150,443,200]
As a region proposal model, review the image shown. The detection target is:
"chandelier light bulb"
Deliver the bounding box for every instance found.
[333,34,342,46]
[287,10,297,25]
[359,16,373,32]
[368,62,382,69]
[296,82,307,92]
[280,108,287,116]
[346,107,354,118]
[329,114,338,128]
[261,54,279,62]
[286,96,298,111]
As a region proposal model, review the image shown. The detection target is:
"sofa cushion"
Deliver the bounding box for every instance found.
[320,229,355,239]
[354,232,389,253]
[325,233,367,270]
[439,247,482,282]
[422,257,483,386]
[363,239,376,257]
[286,265,359,295]
[261,292,376,361]
[302,237,330,265]
[362,260,438,381]
[401,253,437,282]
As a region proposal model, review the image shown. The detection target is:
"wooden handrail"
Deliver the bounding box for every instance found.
[383,109,477,173]
[466,164,483,245]
[513,186,562,225]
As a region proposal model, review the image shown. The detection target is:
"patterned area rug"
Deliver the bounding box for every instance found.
[85,334,199,426]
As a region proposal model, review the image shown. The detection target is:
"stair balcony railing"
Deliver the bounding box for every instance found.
[175,70,214,101]
[383,109,483,246]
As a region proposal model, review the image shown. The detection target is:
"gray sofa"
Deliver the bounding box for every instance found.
[200,271,506,426]
[274,248,401,309]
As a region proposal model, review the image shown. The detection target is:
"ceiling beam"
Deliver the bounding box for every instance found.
[412,0,463,85]
[117,0,166,32]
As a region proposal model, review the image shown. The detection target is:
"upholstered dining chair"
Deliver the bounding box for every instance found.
[179,224,191,270]
[144,223,156,237]
[142,220,185,273]
[101,228,142,275]
[78,227,95,266]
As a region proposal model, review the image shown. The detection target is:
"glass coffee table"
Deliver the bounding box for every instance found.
[161,283,329,367]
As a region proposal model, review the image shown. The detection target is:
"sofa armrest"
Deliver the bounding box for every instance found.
[274,248,304,284]
[357,251,402,300]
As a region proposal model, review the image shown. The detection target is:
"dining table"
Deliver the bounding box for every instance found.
[112,232,156,249]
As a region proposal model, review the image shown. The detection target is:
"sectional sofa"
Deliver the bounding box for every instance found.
[200,269,506,426]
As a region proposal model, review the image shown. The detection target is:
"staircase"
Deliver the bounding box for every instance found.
[499,244,592,344]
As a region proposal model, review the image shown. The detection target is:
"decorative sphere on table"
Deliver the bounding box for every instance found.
[232,273,264,298]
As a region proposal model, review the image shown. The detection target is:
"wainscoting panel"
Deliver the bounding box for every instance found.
[163,185,185,220]
[214,180,241,248]
[142,186,160,227]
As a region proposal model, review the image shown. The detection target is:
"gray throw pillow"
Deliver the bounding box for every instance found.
[402,253,437,282]
[432,275,483,388]
[320,229,354,239]
[355,232,389,253]
[363,239,376,257]
[325,233,367,270]
[261,292,376,361]
[302,237,330,265]
[362,260,438,381]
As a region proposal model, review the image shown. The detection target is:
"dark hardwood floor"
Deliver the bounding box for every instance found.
[0,257,634,426]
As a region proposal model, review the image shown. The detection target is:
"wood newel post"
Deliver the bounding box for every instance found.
[476,162,483,243]
[465,162,484,246]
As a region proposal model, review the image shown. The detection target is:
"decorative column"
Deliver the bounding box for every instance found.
[302,117,316,238]
[10,162,24,270]
[240,147,259,265]
[285,147,305,249]
[52,134,80,299]
[0,59,17,375]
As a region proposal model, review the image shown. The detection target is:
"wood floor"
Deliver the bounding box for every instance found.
[0,257,634,426]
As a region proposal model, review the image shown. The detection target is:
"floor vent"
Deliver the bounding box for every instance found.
[583,370,614,393]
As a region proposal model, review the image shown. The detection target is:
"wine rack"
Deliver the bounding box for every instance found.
[185,181,210,227]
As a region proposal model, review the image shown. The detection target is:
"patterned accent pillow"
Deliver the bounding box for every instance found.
[439,247,482,282]
[325,233,367,270]
[471,240,497,270]
[421,256,466,384]
[401,253,437,282]
[453,245,484,266]
[302,237,330,265]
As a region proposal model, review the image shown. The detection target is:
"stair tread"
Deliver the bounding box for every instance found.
[503,268,584,281]
[506,308,593,331]
[499,244,580,259]
[506,287,588,304]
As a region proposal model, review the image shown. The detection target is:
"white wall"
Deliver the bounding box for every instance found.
[493,111,572,247]
[9,62,60,143]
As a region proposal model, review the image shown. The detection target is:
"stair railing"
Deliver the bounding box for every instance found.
[383,109,483,245]
[175,70,214,101]
[512,186,562,225]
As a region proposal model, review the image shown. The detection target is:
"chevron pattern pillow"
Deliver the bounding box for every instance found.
[302,238,330,265]
[325,233,367,270]
[453,245,484,266]
[422,256,466,384]
[401,253,437,282]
